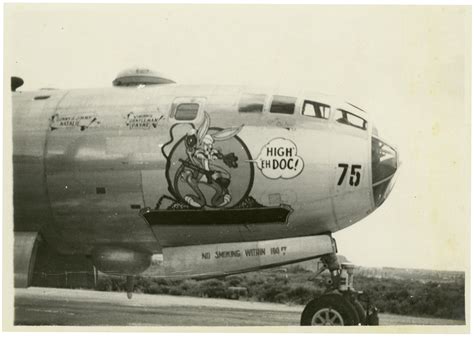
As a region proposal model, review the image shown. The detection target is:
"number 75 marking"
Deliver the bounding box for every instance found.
[337,164,362,186]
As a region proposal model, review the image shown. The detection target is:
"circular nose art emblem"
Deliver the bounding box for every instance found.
[166,122,254,209]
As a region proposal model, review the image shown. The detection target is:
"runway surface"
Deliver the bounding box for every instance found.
[14,287,465,326]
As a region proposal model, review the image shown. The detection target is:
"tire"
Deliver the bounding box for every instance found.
[353,300,366,325]
[300,294,359,326]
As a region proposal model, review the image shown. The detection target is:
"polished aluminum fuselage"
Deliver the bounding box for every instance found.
[13,84,377,256]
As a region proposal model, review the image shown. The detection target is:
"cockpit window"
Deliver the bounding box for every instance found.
[238,93,266,113]
[302,100,330,119]
[175,103,199,120]
[335,109,367,130]
[270,95,296,115]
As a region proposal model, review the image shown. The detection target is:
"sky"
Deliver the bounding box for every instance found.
[5,5,471,271]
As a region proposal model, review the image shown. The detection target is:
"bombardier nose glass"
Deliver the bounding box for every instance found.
[371,136,398,207]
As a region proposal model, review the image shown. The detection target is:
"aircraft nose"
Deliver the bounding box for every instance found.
[371,136,399,207]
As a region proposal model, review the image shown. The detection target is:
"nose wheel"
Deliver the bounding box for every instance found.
[300,253,379,326]
[301,293,359,326]
[312,308,344,326]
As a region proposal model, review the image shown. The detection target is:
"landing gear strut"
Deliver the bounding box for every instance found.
[126,276,134,299]
[300,253,379,326]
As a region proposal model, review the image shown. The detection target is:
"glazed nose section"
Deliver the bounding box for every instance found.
[371,136,399,207]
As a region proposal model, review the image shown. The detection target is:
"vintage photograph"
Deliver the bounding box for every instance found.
[4,4,470,331]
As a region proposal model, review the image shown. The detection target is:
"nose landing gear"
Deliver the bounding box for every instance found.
[300,253,379,326]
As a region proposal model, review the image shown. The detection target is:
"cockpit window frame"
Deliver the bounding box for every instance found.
[301,100,331,120]
[334,109,368,131]
[238,93,267,114]
[174,103,200,121]
[170,97,206,124]
[269,95,297,115]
